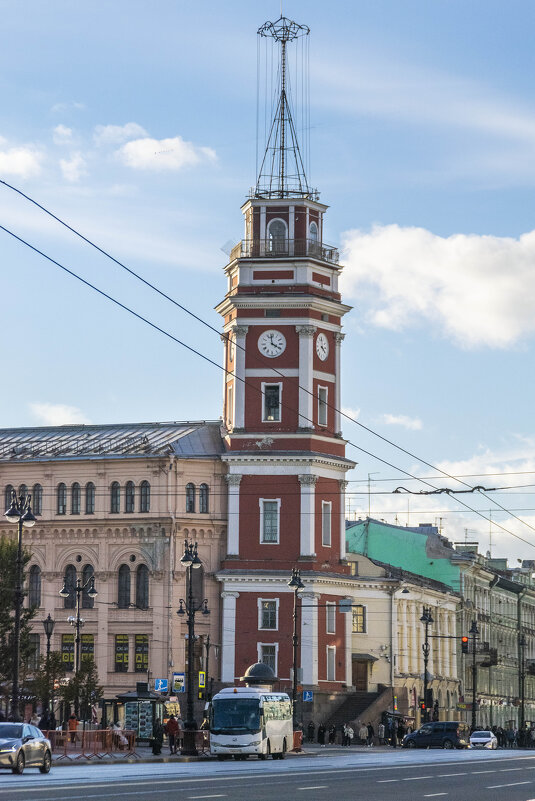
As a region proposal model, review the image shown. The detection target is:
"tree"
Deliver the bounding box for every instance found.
[0,535,37,713]
[59,657,103,721]
[29,652,66,711]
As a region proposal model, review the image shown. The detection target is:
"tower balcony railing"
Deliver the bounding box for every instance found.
[230,238,339,265]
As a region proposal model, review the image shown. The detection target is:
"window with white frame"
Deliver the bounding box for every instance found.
[260,499,280,543]
[258,643,278,674]
[326,601,336,634]
[267,218,287,254]
[262,383,281,422]
[258,599,278,630]
[318,386,328,426]
[322,501,332,546]
[326,645,336,681]
[352,604,366,633]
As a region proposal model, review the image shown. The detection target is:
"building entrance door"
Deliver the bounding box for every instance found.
[353,661,368,691]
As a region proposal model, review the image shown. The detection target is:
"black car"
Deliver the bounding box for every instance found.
[403,721,469,750]
[0,723,52,774]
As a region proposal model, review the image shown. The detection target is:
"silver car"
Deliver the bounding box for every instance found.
[0,722,52,774]
[469,729,498,750]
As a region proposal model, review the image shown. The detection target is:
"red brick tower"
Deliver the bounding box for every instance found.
[216,16,354,694]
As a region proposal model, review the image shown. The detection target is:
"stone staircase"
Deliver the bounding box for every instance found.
[325,691,381,727]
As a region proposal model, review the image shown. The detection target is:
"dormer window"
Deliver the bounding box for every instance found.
[267,218,287,255]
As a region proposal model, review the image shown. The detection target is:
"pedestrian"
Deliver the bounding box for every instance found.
[378,721,386,745]
[176,715,184,750]
[38,709,50,732]
[307,721,315,743]
[152,719,164,755]
[165,714,179,754]
[329,724,337,745]
[317,723,326,745]
[346,723,354,746]
[366,721,375,747]
[68,713,78,744]
[30,710,40,726]
[200,714,210,730]
[397,720,406,745]
[358,722,367,745]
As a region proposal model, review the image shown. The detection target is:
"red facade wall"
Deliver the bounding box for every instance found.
[237,475,301,562]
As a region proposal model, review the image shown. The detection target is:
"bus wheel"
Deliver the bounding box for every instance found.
[258,752,267,760]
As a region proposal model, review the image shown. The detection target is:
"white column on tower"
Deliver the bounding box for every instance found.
[339,480,348,559]
[221,591,240,683]
[334,332,345,435]
[260,206,266,256]
[298,474,317,556]
[296,325,316,429]
[289,205,295,256]
[233,325,248,430]
[226,474,242,556]
[300,591,319,686]
[344,595,353,686]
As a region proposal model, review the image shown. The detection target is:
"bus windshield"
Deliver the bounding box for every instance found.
[211,698,261,734]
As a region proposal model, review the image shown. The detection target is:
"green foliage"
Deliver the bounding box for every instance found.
[59,657,103,719]
[29,652,66,707]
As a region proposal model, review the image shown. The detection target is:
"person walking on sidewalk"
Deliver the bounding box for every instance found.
[165,714,179,754]
[366,721,375,747]
[152,720,164,755]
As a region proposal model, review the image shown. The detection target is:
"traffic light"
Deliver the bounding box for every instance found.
[419,699,426,711]
[461,636,469,654]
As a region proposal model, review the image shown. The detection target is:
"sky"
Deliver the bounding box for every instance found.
[1,0,535,562]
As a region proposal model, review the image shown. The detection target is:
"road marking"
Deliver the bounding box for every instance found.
[471,770,495,774]
[436,772,467,777]
[424,795,448,798]
[298,787,328,791]
[377,779,398,783]
[487,781,531,789]
[402,776,434,781]
[188,796,227,799]
[500,767,523,771]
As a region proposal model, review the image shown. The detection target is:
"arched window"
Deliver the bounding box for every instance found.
[136,564,149,610]
[82,564,95,609]
[267,218,287,254]
[32,484,43,516]
[199,484,209,514]
[125,481,135,514]
[63,564,77,609]
[118,564,131,608]
[18,484,28,499]
[140,481,150,513]
[110,482,120,514]
[57,483,67,515]
[28,565,41,607]
[186,564,204,611]
[71,483,81,515]
[309,221,318,242]
[186,483,196,513]
[4,485,14,512]
[85,482,95,514]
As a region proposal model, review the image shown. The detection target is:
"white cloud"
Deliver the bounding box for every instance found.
[93,122,148,146]
[342,406,361,422]
[53,124,73,145]
[117,135,216,171]
[341,224,535,349]
[382,413,422,431]
[59,152,87,182]
[0,145,42,178]
[29,403,91,426]
[51,101,85,113]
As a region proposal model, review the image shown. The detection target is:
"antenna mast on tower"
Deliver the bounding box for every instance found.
[255,16,313,200]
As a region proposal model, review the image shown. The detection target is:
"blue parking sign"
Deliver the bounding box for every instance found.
[303,691,313,702]
[154,678,168,693]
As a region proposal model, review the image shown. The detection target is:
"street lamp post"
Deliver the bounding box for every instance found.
[288,568,305,731]
[519,633,526,741]
[59,574,98,717]
[470,619,479,732]
[177,540,209,756]
[420,606,434,724]
[42,614,55,712]
[4,489,36,721]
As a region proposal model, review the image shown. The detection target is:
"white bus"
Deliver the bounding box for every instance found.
[209,687,293,760]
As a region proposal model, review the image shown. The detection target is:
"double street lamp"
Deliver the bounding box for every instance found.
[519,633,526,739]
[288,568,305,731]
[420,606,434,723]
[4,490,36,721]
[59,573,98,716]
[42,614,56,712]
[177,540,209,756]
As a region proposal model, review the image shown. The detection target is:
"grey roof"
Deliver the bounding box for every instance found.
[0,421,224,462]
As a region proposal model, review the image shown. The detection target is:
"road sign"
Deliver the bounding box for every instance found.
[154,678,168,693]
[172,672,185,693]
[198,671,206,688]
[303,690,313,702]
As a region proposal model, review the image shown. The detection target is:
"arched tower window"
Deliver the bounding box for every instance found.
[32,484,43,516]
[18,484,28,499]
[4,485,14,512]
[125,481,135,514]
[199,484,209,514]
[118,564,131,609]
[136,564,149,609]
[63,564,76,609]
[28,564,41,607]
[309,221,318,241]
[140,481,150,513]
[267,218,287,255]
[71,483,81,515]
[57,483,67,515]
[85,482,95,514]
[110,482,120,514]
[82,564,95,609]
[186,483,196,513]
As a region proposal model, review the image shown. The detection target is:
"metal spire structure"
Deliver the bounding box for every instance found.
[255,16,312,199]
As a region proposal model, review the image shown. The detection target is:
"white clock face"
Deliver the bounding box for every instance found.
[258,329,286,358]
[316,333,329,361]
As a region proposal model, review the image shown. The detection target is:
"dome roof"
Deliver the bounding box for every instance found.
[239,662,278,684]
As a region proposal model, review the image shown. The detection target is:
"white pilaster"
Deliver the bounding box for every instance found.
[401,602,409,674]
[344,595,353,686]
[233,325,248,429]
[221,591,240,683]
[260,206,266,256]
[339,479,348,559]
[334,332,345,435]
[296,325,316,429]
[301,591,319,686]
[298,474,317,556]
[289,205,295,256]
[411,603,419,676]
[226,474,242,556]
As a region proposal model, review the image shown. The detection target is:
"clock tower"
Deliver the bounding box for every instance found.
[216,16,355,697]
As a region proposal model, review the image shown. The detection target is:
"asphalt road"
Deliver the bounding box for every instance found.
[3,749,535,801]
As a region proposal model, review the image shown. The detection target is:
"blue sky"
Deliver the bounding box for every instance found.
[2,0,535,560]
